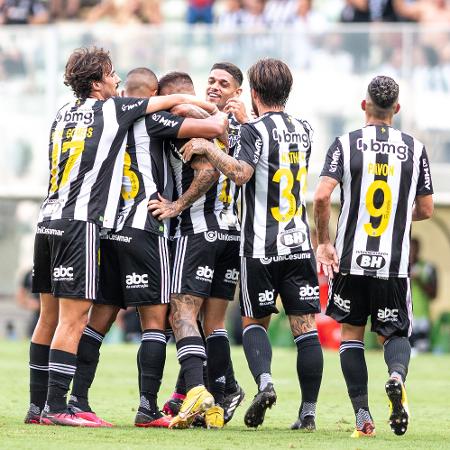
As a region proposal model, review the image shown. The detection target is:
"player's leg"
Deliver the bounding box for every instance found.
[240,256,277,428]
[40,219,101,427]
[26,293,59,423]
[69,304,119,426]
[69,233,122,425]
[281,257,323,431]
[371,277,412,436]
[326,274,375,437]
[203,237,243,424]
[168,234,214,428]
[41,297,100,427]
[135,303,170,427]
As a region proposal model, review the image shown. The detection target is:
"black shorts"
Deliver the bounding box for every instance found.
[326,273,412,338]
[95,227,171,308]
[171,231,240,300]
[240,252,320,319]
[32,219,100,300]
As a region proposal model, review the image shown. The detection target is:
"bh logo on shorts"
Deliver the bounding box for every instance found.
[53,265,74,281]
[258,289,275,306]
[204,231,218,243]
[299,284,319,301]
[224,268,239,284]
[333,294,350,313]
[196,265,214,283]
[126,272,149,289]
[377,308,399,322]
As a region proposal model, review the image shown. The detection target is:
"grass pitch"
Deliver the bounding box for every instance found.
[1,341,449,450]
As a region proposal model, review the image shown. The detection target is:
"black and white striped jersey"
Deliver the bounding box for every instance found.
[115,111,185,238]
[38,96,149,229]
[320,125,434,278]
[235,111,314,258]
[168,114,241,237]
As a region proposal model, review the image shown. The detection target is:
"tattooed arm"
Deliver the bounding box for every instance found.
[181,138,253,186]
[148,155,219,220]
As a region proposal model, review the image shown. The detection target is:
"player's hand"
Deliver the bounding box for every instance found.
[148,193,181,220]
[180,138,209,162]
[224,98,249,124]
[316,243,339,279]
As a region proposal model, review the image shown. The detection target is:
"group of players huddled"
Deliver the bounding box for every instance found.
[25,47,434,438]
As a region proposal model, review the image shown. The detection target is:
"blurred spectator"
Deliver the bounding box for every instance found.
[341,0,399,22]
[264,0,297,25]
[393,0,450,23]
[0,0,49,24]
[87,0,161,24]
[16,269,40,338]
[290,0,328,28]
[217,0,244,26]
[240,0,269,27]
[409,237,438,353]
[49,0,100,20]
[187,0,214,24]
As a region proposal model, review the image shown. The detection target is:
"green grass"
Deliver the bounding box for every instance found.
[1,341,449,450]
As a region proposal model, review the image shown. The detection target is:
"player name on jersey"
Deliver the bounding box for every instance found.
[321,124,433,278]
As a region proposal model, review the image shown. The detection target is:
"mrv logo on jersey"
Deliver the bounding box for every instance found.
[356,138,408,161]
[278,229,307,249]
[377,308,398,322]
[53,266,74,281]
[258,289,275,306]
[196,266,214,283]
[57,108,94,126]
[126,273,148,289]
[356,252,387,270]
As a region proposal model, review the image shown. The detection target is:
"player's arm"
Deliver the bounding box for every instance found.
[224,98,250,124]
[146,94,219,116]
[148,155,219,220]
[412,194,433,221]
[313,176,340,278]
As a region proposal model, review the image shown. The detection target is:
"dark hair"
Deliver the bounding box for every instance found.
[367,76,399,110]
[158,71,193,94]
[64,47,113,99]
[211,62,243,87]
[247,58,292,107]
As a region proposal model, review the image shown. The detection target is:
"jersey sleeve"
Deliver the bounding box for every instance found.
[416,146,433,195]
[235,123,263,169]
[145,111,185,138]
[113,97,149,127]
[320,137,344,182]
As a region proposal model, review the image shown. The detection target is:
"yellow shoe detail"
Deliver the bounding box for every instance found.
[169,386,214,429]
[204,405,224,429]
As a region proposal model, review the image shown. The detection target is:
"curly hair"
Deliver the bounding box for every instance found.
[247,58,292,108]
[368,76,399,109]
[64,47,113,99]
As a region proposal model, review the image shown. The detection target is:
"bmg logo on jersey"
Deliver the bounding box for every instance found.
[53,265,74,281]
[224,268,239,284]
[196,265,214,283]
[57,108,94,126]
[333,294,350,313]
[126,272,149,289]
[299,284,319,301]
[356,138,408,161]
[356,253,387,270]
[258,289,275,306]
[377,308,399,322]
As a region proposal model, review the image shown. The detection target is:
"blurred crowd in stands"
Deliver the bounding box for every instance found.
[1,0,450,26]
